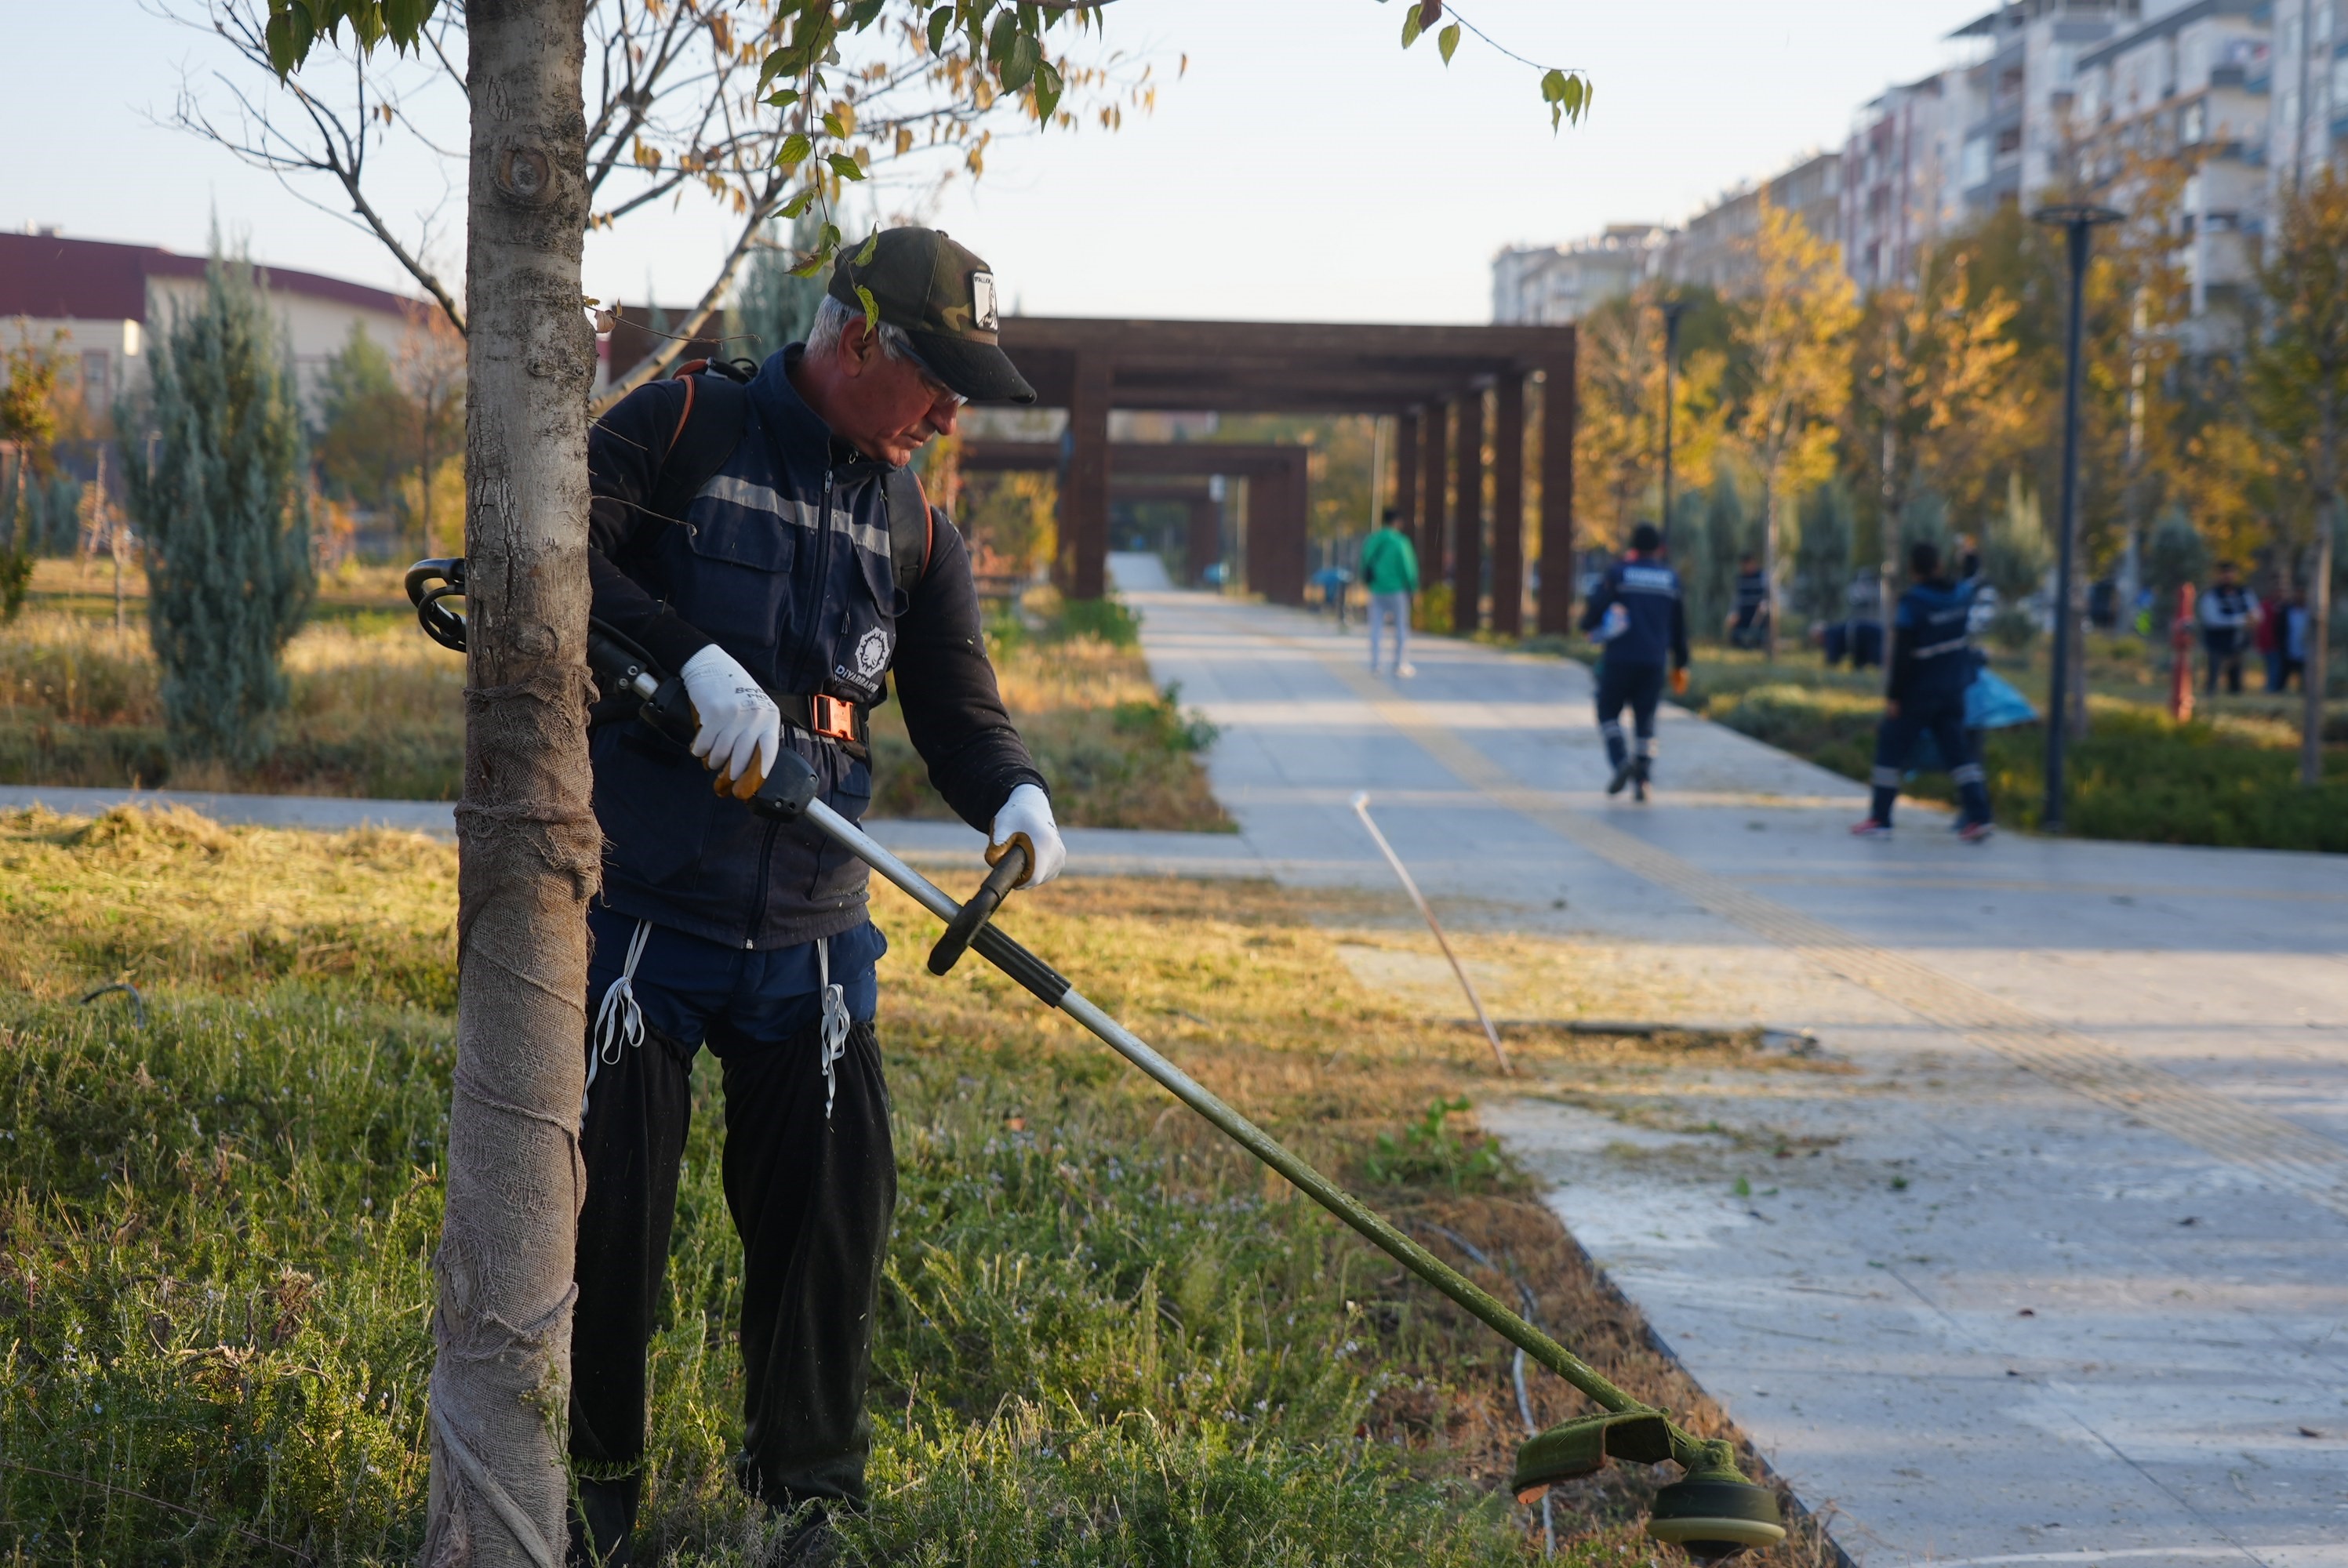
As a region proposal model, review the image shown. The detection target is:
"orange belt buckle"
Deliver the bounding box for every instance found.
[810,694,858,741]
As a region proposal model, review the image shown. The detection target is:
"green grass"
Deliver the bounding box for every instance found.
[1679,644,2348,852]
[0,808,1813,1566]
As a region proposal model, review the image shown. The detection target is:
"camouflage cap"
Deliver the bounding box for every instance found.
[827,227,1035,405]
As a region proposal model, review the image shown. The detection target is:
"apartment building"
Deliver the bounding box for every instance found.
[2071,0,2273,330]
[2269,0,2348,201]
[1660,150,1845,295]
[1843,73,1969,291]
[1952,0,2141,216]
[1490,224,1668,324]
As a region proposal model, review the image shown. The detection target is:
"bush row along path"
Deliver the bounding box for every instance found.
[1106,557,2348,1568]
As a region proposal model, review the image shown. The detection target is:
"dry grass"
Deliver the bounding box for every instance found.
[0,809,1830,1563]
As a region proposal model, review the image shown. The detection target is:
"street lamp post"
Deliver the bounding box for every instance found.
[2030,202,2122,835]
[1659,297,1688,545]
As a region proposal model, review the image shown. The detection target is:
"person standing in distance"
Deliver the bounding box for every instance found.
[572,228,1066,1565]
[1360,505,1420,677]
[1852,539,1993,843]
[2199,560,2259,695]
[1579,521,1688,801]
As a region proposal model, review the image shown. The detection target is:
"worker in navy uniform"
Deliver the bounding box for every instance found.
[569,228,1067,1565]
[1579,522,1690,801]
[1852,538,1993,843]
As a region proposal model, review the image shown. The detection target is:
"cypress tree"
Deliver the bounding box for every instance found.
[120,254,313,766]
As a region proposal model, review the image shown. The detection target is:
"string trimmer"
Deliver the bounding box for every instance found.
[407,559,1786,1559]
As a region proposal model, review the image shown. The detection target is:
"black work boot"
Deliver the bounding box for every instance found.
[773,1501,843,1568]
[568,1472,641,1567]
[1606,757,1634,796]
[1632,758,1651,801]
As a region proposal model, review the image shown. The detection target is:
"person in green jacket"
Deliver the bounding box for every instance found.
[1360,507,1419,677]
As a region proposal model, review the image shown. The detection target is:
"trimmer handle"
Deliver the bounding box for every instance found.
[929,841,1030,975]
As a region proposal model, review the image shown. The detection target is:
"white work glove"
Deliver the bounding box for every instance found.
[987,782,1064,887]
[678,644,780,800]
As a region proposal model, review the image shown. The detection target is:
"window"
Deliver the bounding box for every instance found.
[1961,133,1990,187]
[80,350,110,404]
[2182,100,2207,143]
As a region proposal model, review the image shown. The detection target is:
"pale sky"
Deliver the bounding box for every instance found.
[11,2,1992,325]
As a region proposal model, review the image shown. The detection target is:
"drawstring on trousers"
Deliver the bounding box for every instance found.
[583,920,850,1121]
[586,918,652,1120]
[817,935,849,1120]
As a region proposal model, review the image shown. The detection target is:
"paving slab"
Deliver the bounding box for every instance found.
[1108,557,2348,1568]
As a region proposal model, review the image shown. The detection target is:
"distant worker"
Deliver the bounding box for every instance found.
[1852,539,1992,843]
[1361,506,1420,678]
[1580,521,1689,801]
[2199,561,2259,695]
[1727,553,1769,649]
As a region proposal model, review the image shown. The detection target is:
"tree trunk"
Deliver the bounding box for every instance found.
[2304,492,2335,789]
[1761,474,1779,662]
[425,2,599,1563]
[1878,421,1900,695]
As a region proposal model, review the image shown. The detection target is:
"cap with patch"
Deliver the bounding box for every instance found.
[827,227,1035,405]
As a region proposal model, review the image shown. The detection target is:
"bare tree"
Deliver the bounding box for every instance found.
[162,0,1155,404]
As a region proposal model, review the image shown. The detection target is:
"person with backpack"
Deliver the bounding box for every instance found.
[1359,506,1419,677]
[1579,521,1689,800]
[570,228,1063,1565]
[1852,539,1993,843]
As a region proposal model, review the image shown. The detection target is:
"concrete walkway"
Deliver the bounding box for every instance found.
[1111,560,2348,1568]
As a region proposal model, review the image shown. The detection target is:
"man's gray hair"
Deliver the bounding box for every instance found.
[805,292,921,365]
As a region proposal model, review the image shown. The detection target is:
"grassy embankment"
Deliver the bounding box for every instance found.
[0,561,1226,831]
[1674,638,2348,851]
[0,805,1834,1565]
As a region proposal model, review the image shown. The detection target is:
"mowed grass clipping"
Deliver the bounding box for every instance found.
[0,808,1819,1566]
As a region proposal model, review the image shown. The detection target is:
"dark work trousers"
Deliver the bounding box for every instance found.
[1868,697,1990,828]
[2204,629,2246,694]
[1595,659,1667,776]
[569,907,894,1528]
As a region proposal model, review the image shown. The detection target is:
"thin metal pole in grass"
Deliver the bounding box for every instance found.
[1350,792,1512,1074]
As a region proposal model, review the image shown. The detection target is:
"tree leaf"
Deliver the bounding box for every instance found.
[1400,7,1424,49]
[847,0,885,29]
[1541,67,1567,103]
[927,5,954,54]
[853,228,881,265]
[778,132,813,165]
[827,152,867,180]
[999,30,1039,93]
[1033,57,1063,122]
[780,186,820,219]
[856,284,881,335]
[987,9,1019,64]
[1437,23,1460,64]
[765,88,802,110]
[822,111,847,137]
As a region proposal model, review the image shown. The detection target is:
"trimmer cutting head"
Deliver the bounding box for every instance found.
[1644,1440,1787,1561]
[1513,1422,1786,1563]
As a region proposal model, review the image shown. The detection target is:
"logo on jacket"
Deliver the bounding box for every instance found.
[854,626,892,680]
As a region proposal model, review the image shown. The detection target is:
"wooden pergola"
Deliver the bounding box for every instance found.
[981,318,1578,631]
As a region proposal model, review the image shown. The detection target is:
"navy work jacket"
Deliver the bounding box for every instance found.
[1888,576,1981,707]
[1580,557,1690,669]
[586,348,1045,950]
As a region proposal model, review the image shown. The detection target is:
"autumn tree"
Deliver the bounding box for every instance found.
[1846,249,2032,655]
[1728,200,1858,658]
[2252,166,2348,788]
[0,332,67,616]
[1575,285,1728,551]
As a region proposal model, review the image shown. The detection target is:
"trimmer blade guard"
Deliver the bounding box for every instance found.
[1510,1410,1673,1501]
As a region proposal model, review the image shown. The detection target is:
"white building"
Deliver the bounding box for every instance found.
[1951,0,2141,216]
[1843,73,1969,292]
[1491,224,1669,324]
[2268,0,2348,203]
[2071,0,2273,331]
[0,229,431,413]
[1660,151,1845,296]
